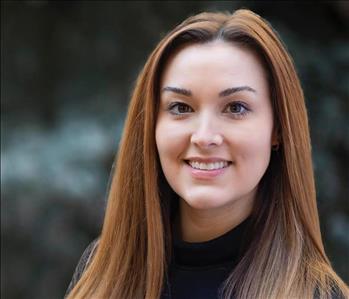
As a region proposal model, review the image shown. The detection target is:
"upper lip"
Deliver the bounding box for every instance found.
[184,157,232,163]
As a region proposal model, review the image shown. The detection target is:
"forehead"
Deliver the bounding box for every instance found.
[160,40,269,95]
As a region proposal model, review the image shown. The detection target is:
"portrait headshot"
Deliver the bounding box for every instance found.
[2,1,349,299]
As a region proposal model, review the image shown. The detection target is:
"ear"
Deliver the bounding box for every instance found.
[271,127,279,146]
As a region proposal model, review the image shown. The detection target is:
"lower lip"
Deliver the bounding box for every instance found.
[184,161,230,179]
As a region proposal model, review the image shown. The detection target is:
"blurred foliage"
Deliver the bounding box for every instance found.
[1,1,348,298]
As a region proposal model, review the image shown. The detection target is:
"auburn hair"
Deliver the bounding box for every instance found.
[67,9,348,299]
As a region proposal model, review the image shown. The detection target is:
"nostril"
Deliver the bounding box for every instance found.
[190,133,223,147]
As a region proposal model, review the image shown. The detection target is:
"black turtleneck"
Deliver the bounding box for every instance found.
[161,217,251,299]
[65,214,344,299]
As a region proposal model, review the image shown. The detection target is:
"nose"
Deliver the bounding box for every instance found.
[190,116,223,148]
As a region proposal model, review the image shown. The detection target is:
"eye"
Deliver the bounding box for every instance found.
[224,101,250,117]
[167,102,193,115]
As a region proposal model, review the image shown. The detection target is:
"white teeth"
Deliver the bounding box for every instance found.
[188,160,229,170]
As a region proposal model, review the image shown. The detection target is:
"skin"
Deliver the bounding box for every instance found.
[156,40,276,242]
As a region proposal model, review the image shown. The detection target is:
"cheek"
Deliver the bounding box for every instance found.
[155,120,188,163]
[236,128,273,173]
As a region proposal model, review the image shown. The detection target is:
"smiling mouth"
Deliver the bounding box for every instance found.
[184,160,232,171]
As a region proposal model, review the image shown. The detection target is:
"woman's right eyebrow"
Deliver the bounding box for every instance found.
[161,86,192,96]
[161,85,256,97]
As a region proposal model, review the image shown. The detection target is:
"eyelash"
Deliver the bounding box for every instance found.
[166,101,250,118]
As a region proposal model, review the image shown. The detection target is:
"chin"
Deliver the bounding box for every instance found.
[183,196,226,210]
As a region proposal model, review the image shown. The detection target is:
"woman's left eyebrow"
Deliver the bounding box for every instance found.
[161,85,256,97]
[219,86,256,97]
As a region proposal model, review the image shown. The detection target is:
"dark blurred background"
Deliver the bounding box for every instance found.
[1,1,348,298]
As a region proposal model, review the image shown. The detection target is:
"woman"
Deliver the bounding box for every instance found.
[65,9,348,299]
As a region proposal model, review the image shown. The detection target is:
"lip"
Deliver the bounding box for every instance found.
[184,156,232,163]
[184,160,231,180]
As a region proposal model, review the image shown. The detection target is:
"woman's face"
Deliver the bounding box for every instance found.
[156,40,275,217]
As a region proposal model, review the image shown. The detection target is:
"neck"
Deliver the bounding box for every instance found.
[177,196,254,242]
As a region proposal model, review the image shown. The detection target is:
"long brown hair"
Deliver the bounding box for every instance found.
[67,9,348,299]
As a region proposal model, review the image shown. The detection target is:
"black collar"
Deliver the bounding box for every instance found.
[172,217,252,267]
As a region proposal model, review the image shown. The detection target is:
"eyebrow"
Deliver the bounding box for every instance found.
[161,85,256,97]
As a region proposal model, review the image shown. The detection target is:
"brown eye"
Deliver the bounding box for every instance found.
[229,103,244,113]
[224,101,250,118]
[168,102,193,115]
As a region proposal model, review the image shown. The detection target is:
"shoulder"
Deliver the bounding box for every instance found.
[314,286,348,299]
[330,289,347,299]
[65,239,99,297]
